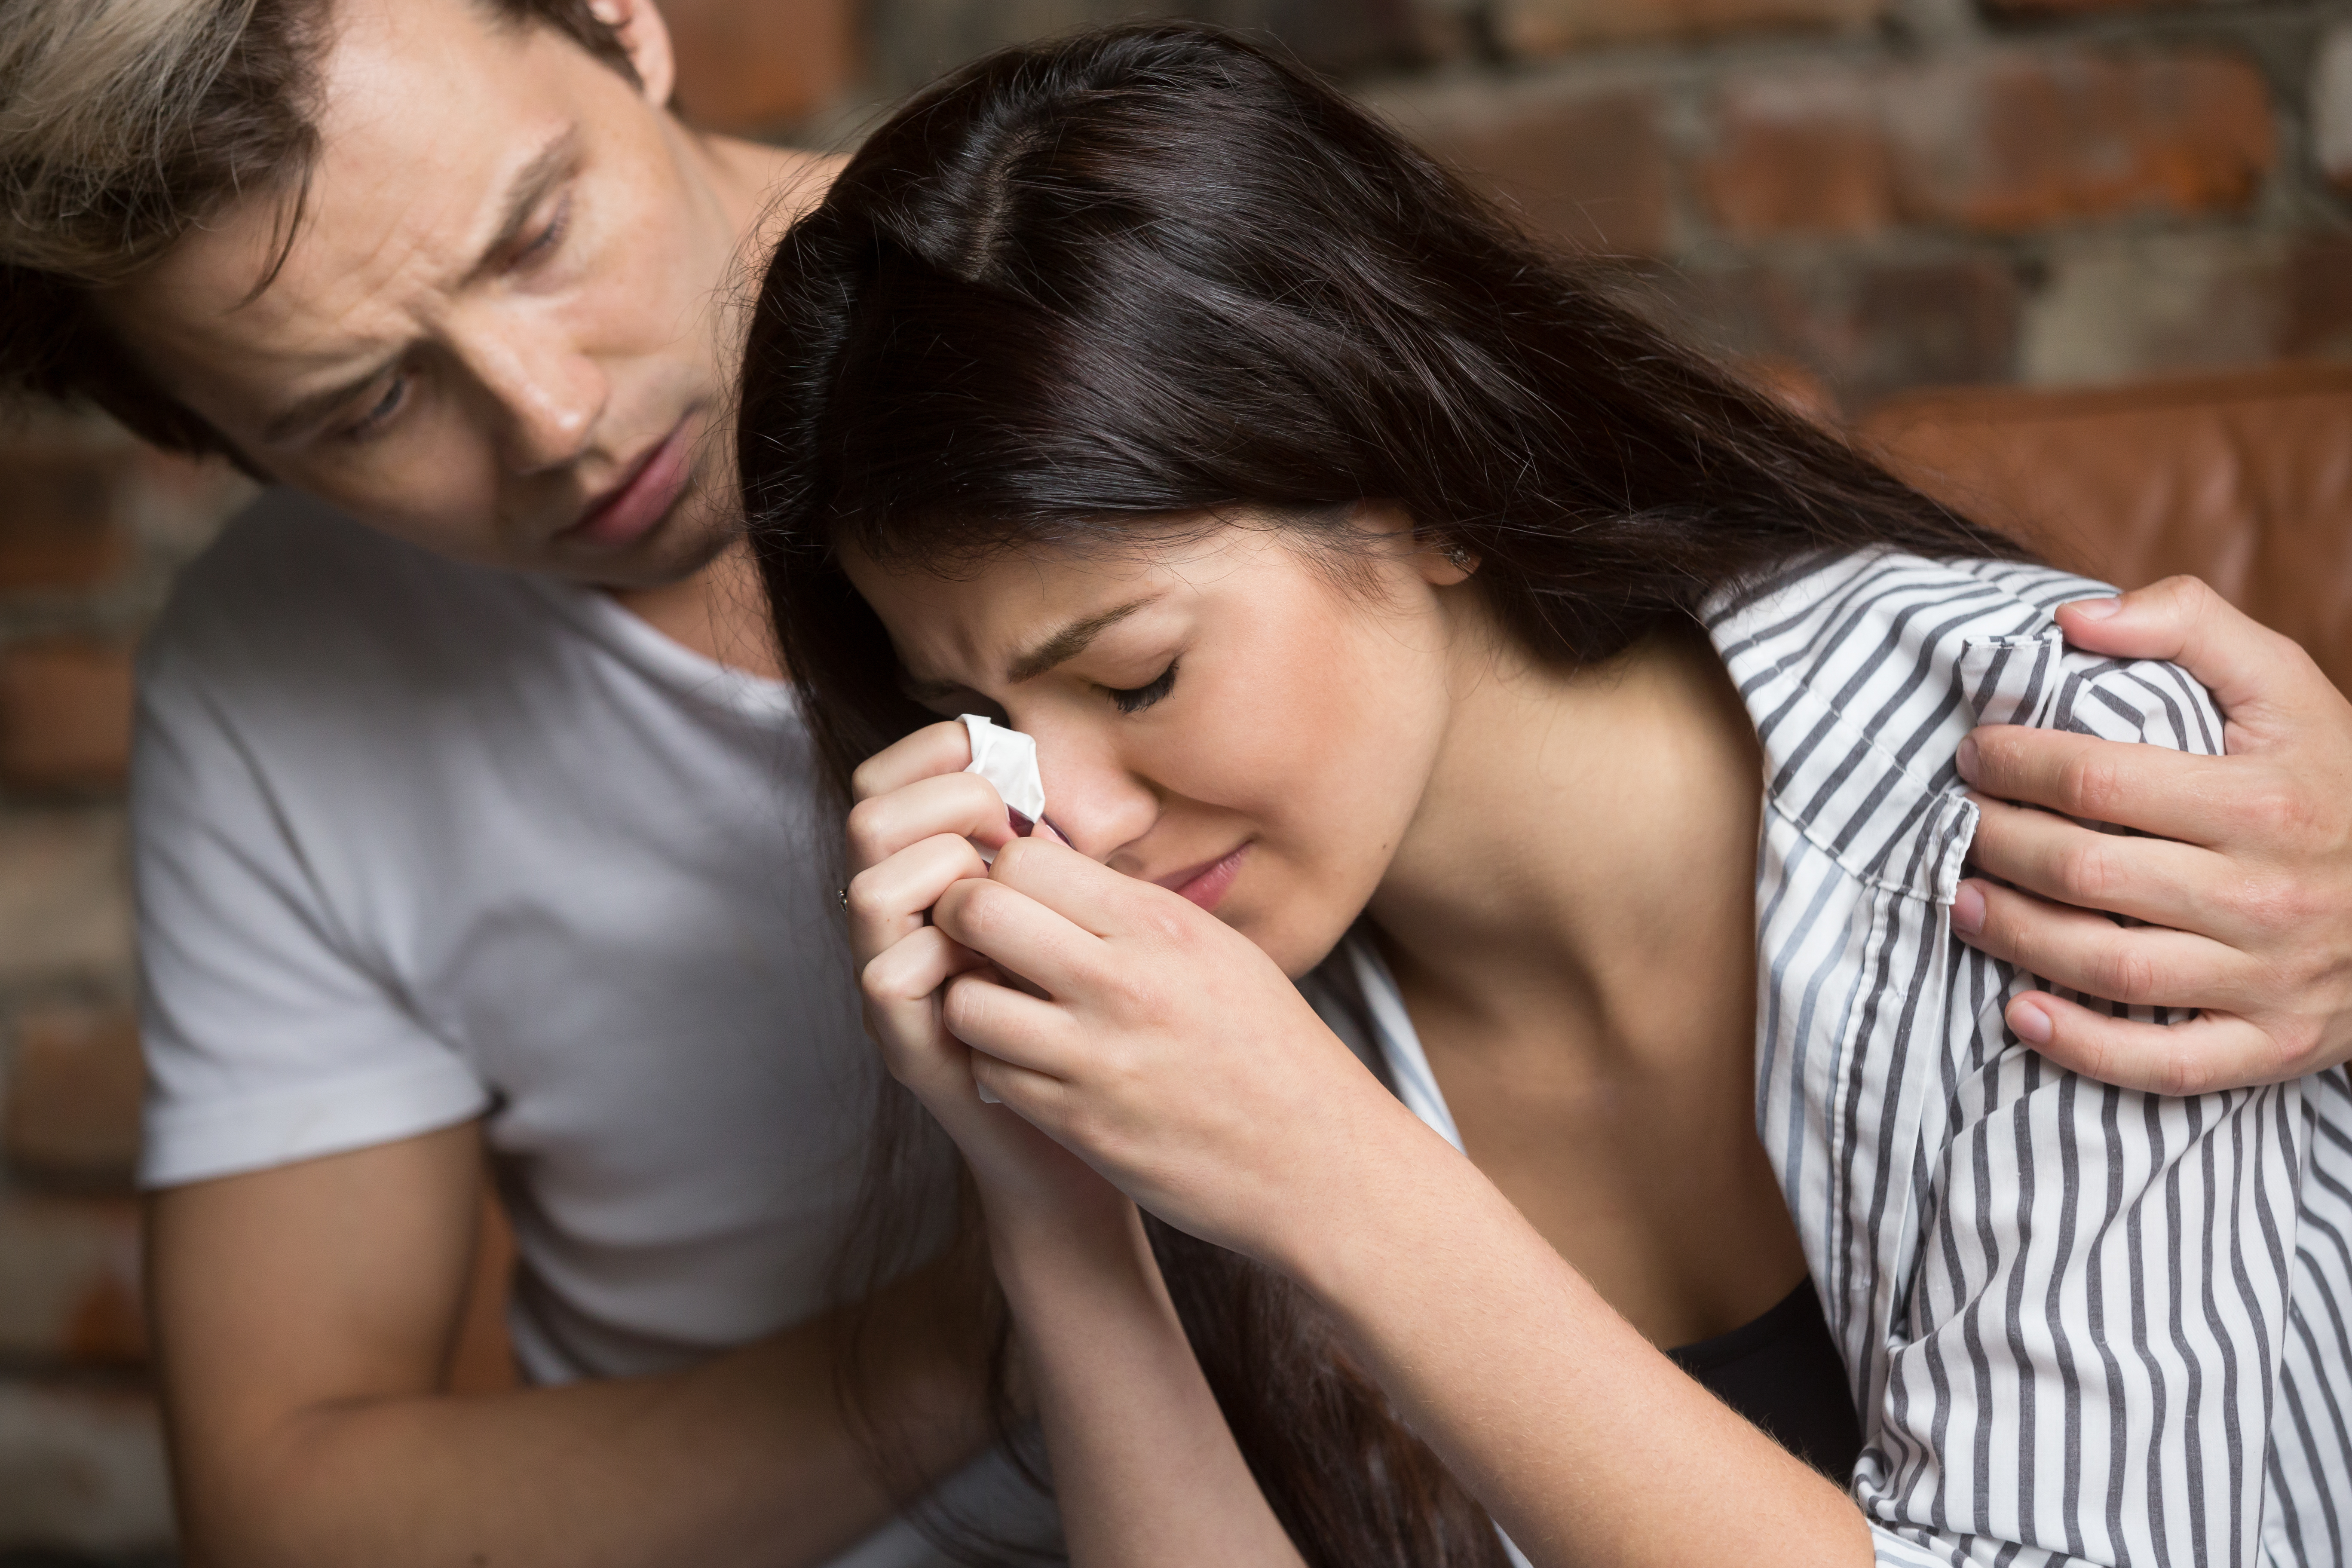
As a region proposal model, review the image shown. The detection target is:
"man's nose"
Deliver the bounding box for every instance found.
[458,320,609,474]
[1030,732,1159,863]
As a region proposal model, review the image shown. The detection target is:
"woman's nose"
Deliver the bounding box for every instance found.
[1032,741,1159,863]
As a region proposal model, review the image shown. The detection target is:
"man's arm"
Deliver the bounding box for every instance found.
[149,1120,993,1568]
[1951,574,2352,1093]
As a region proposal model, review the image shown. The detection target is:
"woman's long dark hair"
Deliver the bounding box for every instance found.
[739,23,2009,1566]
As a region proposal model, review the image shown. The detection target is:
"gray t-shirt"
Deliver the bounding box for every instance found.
[134,490,1054,1566]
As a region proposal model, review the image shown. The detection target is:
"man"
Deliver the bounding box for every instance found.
[12,3,1033,1565]
[0,1,2346,1565]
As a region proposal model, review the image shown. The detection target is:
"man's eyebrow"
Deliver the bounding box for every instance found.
[256,129,581,446]
[1006,597,1158,685]
[460,126,581,288]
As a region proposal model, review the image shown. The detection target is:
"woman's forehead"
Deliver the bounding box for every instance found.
[841,522,1302,680]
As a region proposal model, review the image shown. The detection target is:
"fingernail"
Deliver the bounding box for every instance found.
[2067,597,2121,622]
[2007,998,2053,1044]
[1951,881,1985,936]
[1955,735,1979,782]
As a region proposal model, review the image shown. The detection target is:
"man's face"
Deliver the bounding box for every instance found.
[104,0,756,587]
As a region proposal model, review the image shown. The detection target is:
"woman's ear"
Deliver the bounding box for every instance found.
[590,0,678,108]
[1412,527,1478,586]
[1348,500,1475,585]
[1418,536,1477,586]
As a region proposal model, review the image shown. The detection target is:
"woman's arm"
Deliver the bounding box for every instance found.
[1853,632,2322,1567]
[1274,1103,1872,1568]
[986,1203,1307,1568]
[847,721,1305,1568]
[929,845,1875,1568]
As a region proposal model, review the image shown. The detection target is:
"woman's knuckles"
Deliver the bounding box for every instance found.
[846,774,1001,870]
[939,970,1001,1040]
[937,877,1037,953]
[850,721,971,803]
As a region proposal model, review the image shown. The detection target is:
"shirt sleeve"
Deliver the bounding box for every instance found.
[133,636,489,1189]
[1859,640,2315,1566]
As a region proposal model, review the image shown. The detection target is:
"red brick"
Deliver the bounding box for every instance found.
[0,1194,145,1364]
[1701,74,1894,238]
[1495,0,1882,54]
[4,1007,143,1188]
[665,0,857,132]
[0,814,132,988]
[0,1380,172,1553]
[1420,90,1674,256]
[0,640,135,792]
[1884,50,2275,233]
[0,449,124,594]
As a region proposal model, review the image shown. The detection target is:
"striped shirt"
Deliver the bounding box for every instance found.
[1303,549,2352,1567]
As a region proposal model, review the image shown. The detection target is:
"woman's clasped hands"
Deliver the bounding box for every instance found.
[843,719,1413,1270]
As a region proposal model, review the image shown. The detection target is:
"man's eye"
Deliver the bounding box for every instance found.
[1104,661,1177,715]
[340,377,407,442]
[516,196,570,266]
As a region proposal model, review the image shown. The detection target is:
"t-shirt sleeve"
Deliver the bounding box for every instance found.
[133,642,489,1189]
[1860,639,2319,1567]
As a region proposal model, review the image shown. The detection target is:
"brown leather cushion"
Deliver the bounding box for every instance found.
[1858,363,2352,695]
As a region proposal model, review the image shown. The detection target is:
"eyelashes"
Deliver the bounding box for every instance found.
[1105,660,1177,714]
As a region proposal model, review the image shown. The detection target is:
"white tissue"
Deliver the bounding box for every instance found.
[960,714,1046,832]
[959,714,1046,1107]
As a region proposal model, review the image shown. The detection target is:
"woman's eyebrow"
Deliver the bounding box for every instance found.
[1006,597,1159,684]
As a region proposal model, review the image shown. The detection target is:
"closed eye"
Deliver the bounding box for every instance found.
[338,375,408,443]
[1104,661,1177,715]
[514,194,570,268]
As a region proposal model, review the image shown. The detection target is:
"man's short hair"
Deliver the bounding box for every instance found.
[0,0,637,459]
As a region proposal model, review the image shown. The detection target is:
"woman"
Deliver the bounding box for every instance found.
[739,25,2352,1568]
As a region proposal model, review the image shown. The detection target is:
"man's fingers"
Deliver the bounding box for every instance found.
[2003,992,2300,1094]
[845,769,1014,874]
[1952,878,2245,1012]
[1957,729,2233,844]
[850,720,974,803]
[1964,793,2237,932]
[2049,576,2311,726]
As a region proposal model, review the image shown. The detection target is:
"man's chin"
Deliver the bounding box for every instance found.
[558,493,741,593]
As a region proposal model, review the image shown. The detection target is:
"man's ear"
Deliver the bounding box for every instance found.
[590,0,677,108]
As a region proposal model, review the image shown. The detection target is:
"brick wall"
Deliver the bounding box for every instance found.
[842,0,2352,408]
[0,407,248,1563]
[5,0,2349,1559]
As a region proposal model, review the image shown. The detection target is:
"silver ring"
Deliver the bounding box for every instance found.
[837,885,849,911]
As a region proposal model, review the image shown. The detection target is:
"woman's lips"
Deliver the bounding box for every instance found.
[563,419,695,550]
[1164,844,1250,912]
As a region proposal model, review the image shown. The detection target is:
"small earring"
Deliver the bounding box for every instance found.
[1442,541,1475,570]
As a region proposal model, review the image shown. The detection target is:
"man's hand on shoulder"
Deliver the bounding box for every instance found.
[1953,575,2352,1095]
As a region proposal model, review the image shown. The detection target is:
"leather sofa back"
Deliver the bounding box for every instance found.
[1858,363,2352,694]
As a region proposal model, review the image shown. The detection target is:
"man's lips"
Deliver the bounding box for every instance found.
[561,419,695,550]
[1158,844,1250,912]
